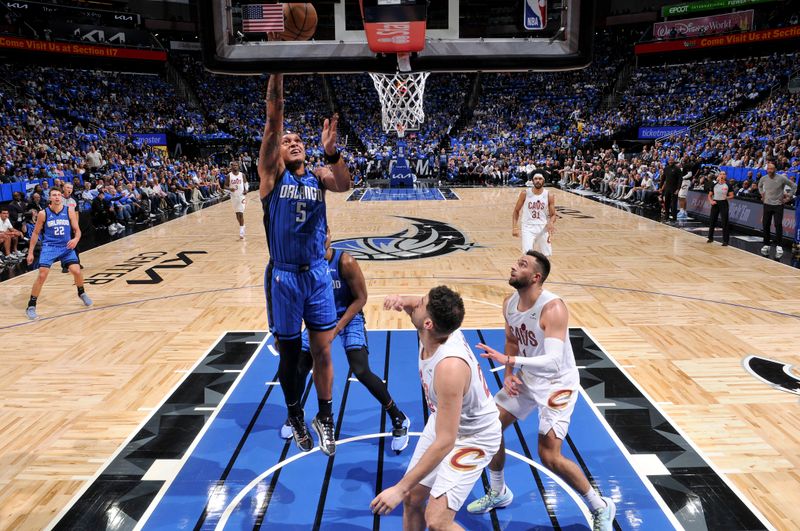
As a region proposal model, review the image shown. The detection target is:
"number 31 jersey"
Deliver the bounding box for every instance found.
[262,168,327,266]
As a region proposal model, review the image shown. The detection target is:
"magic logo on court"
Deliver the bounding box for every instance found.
[331,216,477,260]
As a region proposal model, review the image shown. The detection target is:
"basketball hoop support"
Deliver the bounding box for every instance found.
[397,52,411,73]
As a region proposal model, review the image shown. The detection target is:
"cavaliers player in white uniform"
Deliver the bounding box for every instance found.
[228,162,248,239]
[512,172,556,255]
[467,251,617,530]
[372,286,502,530]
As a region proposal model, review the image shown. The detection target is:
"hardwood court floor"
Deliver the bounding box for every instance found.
[0,188,798,530]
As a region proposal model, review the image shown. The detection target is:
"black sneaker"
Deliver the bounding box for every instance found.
[288,412,314,452]
[312,415,336,456]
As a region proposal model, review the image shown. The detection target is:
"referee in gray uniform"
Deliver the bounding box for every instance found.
[707,171,733,246]
[758,162,797,258]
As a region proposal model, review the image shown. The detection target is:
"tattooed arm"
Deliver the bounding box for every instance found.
[258,73,286,199]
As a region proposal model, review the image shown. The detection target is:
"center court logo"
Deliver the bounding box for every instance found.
[331,216,477,261]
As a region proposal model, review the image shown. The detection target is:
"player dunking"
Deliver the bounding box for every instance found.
[371,286,501,530]
[259,73,351,456]
[282,227,411,453]
[228,162,248,239]
[25,188,92,319]
[466,251,616,530]
[513,172,556,255]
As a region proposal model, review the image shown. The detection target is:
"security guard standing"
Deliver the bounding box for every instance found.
[708,171,733,246]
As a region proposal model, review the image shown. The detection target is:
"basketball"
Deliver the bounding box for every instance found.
[279,3,317,41]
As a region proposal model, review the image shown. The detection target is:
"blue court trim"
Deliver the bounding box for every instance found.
[140,329,678,531]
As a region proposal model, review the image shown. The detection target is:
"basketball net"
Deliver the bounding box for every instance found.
[369,54,430,136]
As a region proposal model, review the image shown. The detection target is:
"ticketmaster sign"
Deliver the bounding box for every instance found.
[662,0,776,17]
[638,126,689,139]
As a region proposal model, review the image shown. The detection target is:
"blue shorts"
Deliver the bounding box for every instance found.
[265,260,337,341]
[38,245,79,269]
[301,312,368,353]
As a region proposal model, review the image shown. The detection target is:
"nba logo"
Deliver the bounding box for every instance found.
[524,0,547,30]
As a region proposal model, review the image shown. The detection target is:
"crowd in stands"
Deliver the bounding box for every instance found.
[2,34,800,269]
[585,54,797,137]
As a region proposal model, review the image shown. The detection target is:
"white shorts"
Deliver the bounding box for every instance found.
[407,414,501,511]
[521,226,551,256]
[494,376,578,440]
[232,193,246,213]
[677,187,688,199]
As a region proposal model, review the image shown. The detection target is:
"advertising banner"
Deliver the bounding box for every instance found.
[653,10,753,39]
[4,0,141,27]
[0,36,167,61]
[133,134,168,146]
[390,140,416,187]
[661,0,776,18]
[635,25,800,54]
[687,190,796,237]
[49,22,156,47]
[638,126,689,139]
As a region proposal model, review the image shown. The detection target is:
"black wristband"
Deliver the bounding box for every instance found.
[324,150,341,165]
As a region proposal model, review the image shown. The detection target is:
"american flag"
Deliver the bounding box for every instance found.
[242,4,284,33]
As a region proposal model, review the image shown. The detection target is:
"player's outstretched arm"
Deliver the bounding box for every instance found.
[370,357,467,516]
[258,74,286,199]
[547,191,557,235]
[383,294,422,315]
[317,113,351,192]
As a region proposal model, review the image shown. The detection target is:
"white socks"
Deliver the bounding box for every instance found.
[582,487,607,512]
[489,469,505,495]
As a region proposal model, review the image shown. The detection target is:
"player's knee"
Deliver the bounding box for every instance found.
[538,446,560,470]
[403,487,427,508]
[37,269,49,281]
[346,347,369,379]
[424,503,453,530]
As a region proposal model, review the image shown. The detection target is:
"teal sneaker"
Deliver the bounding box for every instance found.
[466,486,513,514]
[592,497,616,531]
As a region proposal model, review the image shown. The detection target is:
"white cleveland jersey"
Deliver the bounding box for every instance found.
[504,290,579,387]
[228,171,246,195]
[419,329,499,438]
[520,188,548,228]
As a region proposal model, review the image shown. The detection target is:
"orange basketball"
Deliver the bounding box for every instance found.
[279,3,317,41]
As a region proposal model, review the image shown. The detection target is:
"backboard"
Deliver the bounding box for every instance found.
[199,0,595,74]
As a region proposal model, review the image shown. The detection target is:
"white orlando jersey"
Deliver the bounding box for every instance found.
[504,290,579,386]
[419,329,499,437]
[521,188,549,228]
[228,171,246,194]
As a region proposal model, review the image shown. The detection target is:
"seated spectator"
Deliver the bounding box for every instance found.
[0,207,25,266]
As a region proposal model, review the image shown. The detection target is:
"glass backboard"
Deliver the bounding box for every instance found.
[199,0,594,74]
